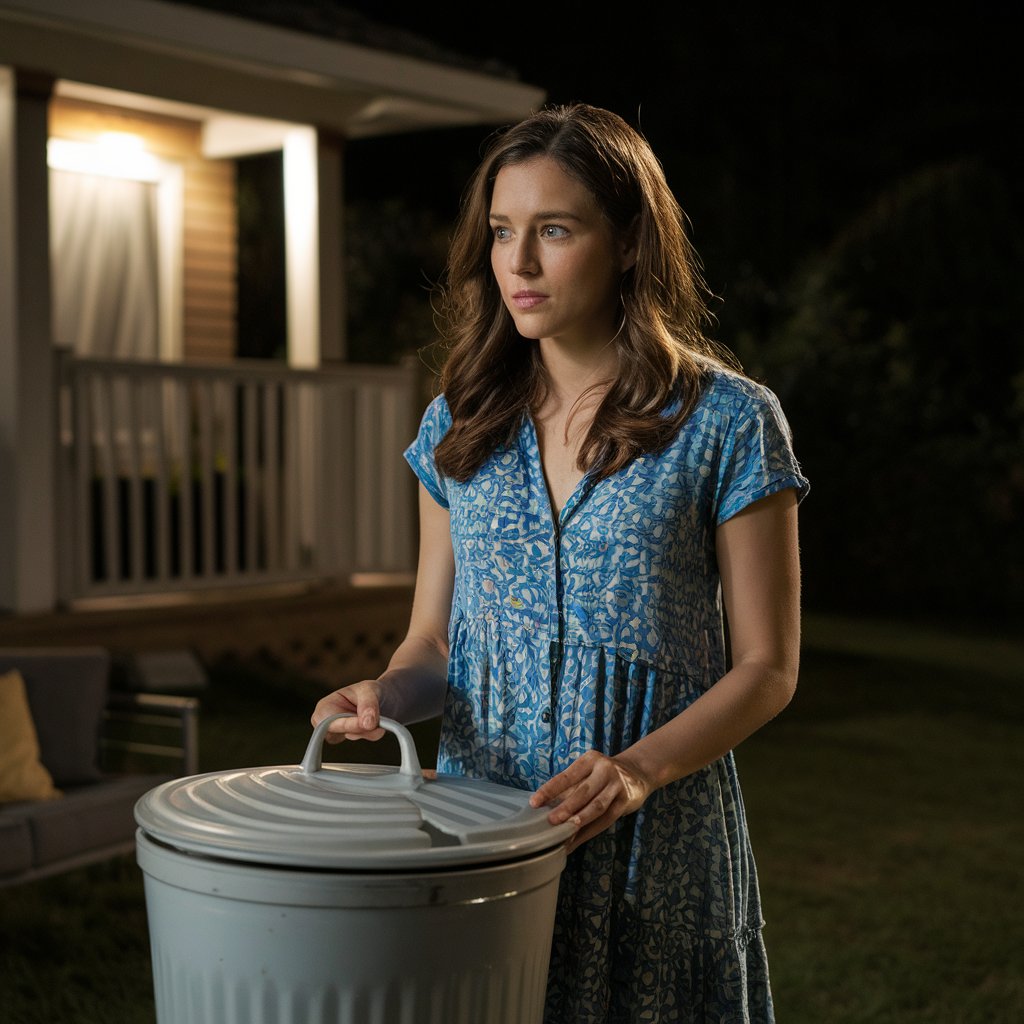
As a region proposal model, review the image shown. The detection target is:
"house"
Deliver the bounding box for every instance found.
[0,0,544,619]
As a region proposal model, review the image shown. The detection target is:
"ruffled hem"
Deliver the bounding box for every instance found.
[545,921,774,1024]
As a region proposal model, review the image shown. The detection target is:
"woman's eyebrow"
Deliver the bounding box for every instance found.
[488,210,584,222]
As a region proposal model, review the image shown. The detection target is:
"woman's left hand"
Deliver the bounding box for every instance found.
[530,750,652,854]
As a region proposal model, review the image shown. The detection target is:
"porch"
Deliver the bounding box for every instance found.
[0,350,423,687]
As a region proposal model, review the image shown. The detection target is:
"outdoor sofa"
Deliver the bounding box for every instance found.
[0,647,198,887]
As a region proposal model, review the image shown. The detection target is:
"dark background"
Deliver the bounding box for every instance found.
[226,1,1024,629]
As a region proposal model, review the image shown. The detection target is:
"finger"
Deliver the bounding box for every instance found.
[354,693,381,733]
[563,791,628,852]
[548,778,614,826]
[561,800,613,853]
[530,753,599,807]
[312,685,384,743]
[530,776,570,808]
[313,708,382,744]
[314,704,356,742]
[540,759,614,820]
[567,819,606,854]
[552,761,634,833]
[325,713,385,744]
[565,771,649,852]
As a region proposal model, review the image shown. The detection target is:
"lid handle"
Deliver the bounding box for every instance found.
[300,714,423,790]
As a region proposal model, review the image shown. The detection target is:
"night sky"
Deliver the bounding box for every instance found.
[340,3,1020,303]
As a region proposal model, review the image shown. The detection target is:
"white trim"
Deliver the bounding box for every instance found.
[202,114,296,160]
[283,126,319,369]
[155,161,183,361]
[0,67,58,612]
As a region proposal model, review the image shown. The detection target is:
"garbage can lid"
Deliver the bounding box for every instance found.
[134,715,575,869]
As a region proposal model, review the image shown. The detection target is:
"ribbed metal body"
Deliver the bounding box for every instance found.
[137,831,564,1024]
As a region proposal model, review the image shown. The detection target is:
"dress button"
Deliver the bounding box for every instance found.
[541,709,552,723]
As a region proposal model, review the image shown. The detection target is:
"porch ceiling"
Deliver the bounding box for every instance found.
[0,0,544,137]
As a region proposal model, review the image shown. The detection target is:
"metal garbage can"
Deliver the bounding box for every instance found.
[134,715,573,1024]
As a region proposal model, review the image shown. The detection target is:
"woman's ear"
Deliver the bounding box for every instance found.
[619,216,640,273]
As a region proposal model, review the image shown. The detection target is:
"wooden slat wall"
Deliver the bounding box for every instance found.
[48,98,237,362]
[183,164,235,360]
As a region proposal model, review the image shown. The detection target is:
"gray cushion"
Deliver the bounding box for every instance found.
[0,648,110,785]
[0,814,32,877]
[19,775,168,868]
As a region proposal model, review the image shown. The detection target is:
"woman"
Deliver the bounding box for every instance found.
[313,103,808,1023]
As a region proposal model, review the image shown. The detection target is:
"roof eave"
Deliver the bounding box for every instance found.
[0,0,544,134]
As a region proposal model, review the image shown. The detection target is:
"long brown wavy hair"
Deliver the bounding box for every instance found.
[433,103,739,483]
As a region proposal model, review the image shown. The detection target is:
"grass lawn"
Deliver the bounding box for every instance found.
[1,638,1021,1023]
[740,648,1023,1023]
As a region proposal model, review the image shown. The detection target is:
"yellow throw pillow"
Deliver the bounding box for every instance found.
[0,670,62,802]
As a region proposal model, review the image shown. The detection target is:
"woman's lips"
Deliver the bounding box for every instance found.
[511,291,547,310]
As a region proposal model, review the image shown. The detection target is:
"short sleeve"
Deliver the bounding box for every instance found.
[403,395,452,510]
[714,382,809,525]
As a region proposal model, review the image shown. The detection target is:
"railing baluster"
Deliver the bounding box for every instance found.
[395,364,416,571]
[126,375,145,584]
[222,377,239,579]
[74,368,93,594]
[379,384,399,569]
[177,377,194,582]
[301,381,320,572]
[98,374,120,584]
[282,380,296,572]
[243,381,259,573]
[354,385,375,570]
[153,377,170,584]
[262,382,280,572]
[319,377,353,576]
[198,379,215,577]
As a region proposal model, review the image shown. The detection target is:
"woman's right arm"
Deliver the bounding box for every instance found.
[311,483,455,742]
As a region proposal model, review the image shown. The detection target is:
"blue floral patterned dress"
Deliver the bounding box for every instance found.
[404,368,809,1023]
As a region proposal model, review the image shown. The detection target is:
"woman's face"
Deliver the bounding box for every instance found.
[489,156,634,352]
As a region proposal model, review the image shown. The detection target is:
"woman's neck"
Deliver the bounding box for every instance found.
[536,336,618,414]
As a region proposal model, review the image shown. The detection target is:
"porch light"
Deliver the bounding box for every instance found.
[47,132,163,183]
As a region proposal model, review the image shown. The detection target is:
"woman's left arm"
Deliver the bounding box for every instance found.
[531,488,802,852]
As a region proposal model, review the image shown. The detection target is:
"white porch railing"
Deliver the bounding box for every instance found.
[57,354,420,602]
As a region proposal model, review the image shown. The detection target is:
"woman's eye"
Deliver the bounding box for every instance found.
[541,225,569,239]
[492,225,511,241]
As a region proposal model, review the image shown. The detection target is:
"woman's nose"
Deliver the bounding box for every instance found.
[511,237,539,276]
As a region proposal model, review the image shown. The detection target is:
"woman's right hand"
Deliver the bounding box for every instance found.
[311,679,387,743]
